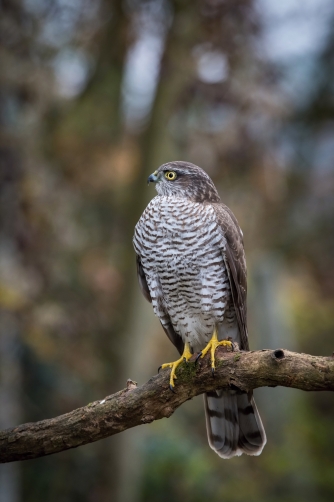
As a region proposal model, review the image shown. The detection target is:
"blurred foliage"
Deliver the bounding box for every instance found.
[1,0,334,501]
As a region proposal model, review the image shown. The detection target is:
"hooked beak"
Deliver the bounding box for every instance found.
[147,170,159,185]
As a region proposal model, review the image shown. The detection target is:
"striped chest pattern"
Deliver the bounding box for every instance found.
[134,196,232,350]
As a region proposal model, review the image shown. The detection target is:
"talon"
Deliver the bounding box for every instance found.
[195,352,202,364]
[200,328,232,375]
[159,341,192,389]
[158,365,162,373]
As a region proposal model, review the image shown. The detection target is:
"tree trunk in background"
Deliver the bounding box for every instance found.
[251,255,295,424]
[114,3,199,500]
[250,254,317,498]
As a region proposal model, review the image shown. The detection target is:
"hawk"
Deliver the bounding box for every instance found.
[133,161,266,458]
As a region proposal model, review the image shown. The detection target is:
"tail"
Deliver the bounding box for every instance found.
[204,389,266,459]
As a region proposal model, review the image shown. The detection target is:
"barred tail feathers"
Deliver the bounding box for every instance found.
[204,390,266,459]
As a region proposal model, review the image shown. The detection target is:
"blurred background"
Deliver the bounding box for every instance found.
[1,0,334,501]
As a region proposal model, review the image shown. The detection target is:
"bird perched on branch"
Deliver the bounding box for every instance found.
[133,161,266,458]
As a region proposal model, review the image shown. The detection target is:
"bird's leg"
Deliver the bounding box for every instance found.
[159,341,193,392]
[197,328,233,375]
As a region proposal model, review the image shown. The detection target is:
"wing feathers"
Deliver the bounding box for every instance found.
[213,203,249,350]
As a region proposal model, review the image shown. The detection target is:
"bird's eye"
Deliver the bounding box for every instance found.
[165,171,177,181]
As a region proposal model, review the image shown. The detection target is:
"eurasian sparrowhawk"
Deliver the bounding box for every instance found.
[133,161,266,458]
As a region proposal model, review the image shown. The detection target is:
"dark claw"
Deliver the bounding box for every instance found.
[211,367,215,377]
[169,384,176,393]
[158,365,162,373]
[195,352,202,364]
[227,337,234,352]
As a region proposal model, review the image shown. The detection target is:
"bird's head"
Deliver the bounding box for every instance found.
[147,161,221,203]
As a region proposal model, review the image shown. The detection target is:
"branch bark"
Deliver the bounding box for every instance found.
[1,348,334,463]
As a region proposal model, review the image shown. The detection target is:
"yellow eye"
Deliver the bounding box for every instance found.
[165,171,177,181]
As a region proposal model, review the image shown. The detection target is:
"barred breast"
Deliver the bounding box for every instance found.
[133,196,232,352]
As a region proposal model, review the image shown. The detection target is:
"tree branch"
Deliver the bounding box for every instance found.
[1,348,334,463]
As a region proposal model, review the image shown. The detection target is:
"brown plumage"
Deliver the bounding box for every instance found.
[133,161,266,458]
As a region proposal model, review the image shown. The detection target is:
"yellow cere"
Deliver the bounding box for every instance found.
[165,171,177,181]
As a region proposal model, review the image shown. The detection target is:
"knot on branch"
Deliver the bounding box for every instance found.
[126,379,138,391]
[271,349,285,361]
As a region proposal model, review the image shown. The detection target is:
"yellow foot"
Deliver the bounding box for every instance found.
[159,342,192,392]
[197,329,233,375]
